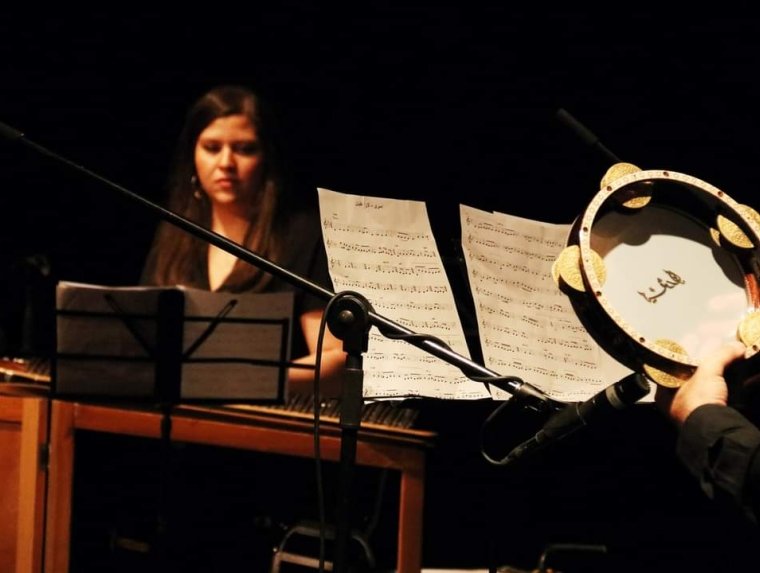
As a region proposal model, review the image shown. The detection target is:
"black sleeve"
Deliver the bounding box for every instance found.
[268,209,332,359]
[278,209,333,316]
[677,404,760,524]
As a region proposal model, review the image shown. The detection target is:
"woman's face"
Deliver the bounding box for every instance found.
[194,114,265,211]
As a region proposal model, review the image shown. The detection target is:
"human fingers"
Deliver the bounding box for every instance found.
[695,340,746,378]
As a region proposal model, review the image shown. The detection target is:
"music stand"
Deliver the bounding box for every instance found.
[54,282,293,405]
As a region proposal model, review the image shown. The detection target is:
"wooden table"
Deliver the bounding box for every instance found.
[0,392,48,573]
[43,400,435,573]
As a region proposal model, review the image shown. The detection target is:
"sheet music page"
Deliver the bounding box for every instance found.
[318,188,489,399]
[460,205,636,402]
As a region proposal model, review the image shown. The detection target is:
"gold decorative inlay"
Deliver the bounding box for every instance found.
[643,364,686,388]
[738,310,760,348]
[618,191,653,210]
[554,245,584,291]
[744,204,760,228]
[642,339,690,388]
[709,227,722,247]
[554,245,606,292]
[600,162,641,188]
[600,162,652,209]
[550,256,561,285]
[716,205,757,249]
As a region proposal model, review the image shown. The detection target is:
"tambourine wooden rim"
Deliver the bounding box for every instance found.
[565,168,760,386]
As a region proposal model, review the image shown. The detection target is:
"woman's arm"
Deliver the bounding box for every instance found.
[287,308,346,397]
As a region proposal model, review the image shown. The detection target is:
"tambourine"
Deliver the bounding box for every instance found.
[554,163,760,387]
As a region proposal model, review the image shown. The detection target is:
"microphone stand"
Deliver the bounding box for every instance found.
[325,293,372,573]
[0,121,553,573]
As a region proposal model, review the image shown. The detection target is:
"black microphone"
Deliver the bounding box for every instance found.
[502,372,651,465]
[556,108,623,164]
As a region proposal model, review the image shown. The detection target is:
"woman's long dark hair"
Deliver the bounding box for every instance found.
[142,85,290,291]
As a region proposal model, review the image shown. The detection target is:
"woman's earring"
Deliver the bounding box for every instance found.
[191,175,202,200]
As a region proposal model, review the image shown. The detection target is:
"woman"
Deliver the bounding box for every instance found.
[91,85,351,571]
[142,84,346,397]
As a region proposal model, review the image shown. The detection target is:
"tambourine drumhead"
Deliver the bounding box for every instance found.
[560,169,760,385]
[592,205,747,360]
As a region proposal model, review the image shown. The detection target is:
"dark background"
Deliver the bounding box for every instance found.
[2,7,760,572]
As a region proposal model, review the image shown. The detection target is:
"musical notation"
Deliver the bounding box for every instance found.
[461,204,632,402]
[318,187,480,401]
